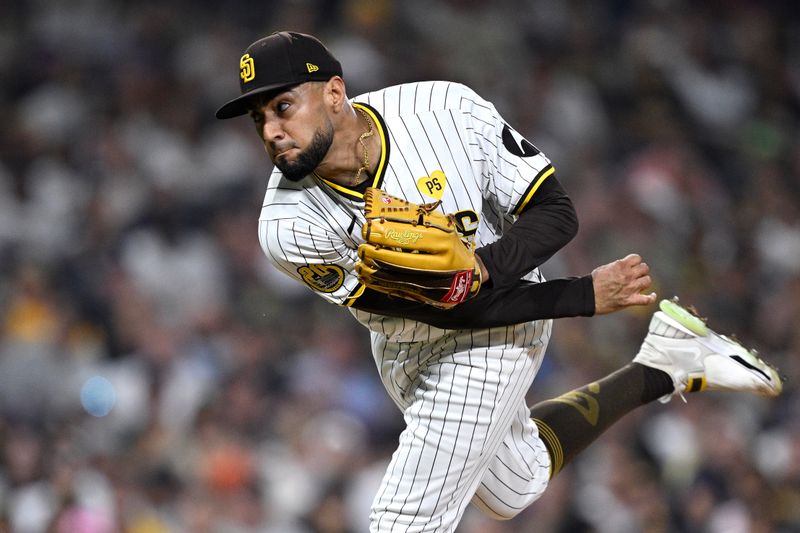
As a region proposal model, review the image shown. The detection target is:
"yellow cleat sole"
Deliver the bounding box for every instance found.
[659,298,710,337]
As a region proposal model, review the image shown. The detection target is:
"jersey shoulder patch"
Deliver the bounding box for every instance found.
[297,264,345,293]
[502,124,540,157]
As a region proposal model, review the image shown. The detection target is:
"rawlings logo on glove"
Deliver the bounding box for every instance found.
[355,188,481,309]
[443,270,473,304]
[384,228,424,245]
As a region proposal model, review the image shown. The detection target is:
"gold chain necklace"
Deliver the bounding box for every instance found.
[353,107,374,184]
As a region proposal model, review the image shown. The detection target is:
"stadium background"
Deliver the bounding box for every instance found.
[1,0,799,531]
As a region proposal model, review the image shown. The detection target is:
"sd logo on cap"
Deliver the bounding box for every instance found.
[216,31,343,120]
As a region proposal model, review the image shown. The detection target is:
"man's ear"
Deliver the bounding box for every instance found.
[324,76,347,113]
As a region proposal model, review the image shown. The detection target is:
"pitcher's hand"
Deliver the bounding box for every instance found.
[591,254,657,315]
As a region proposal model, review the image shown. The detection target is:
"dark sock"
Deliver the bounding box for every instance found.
[531,363,673,477]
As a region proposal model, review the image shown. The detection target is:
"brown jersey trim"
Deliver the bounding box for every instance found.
[315,103,390,201]
[513,164,555,215]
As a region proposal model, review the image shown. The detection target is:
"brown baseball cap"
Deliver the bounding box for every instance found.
[215,31,342,119]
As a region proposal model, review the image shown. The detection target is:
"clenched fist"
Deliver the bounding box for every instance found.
[591,254,657,315]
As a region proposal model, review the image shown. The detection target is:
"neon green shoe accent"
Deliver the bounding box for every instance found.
[659,299,709,336]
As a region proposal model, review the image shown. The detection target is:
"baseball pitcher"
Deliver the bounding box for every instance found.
[216,32,782,532]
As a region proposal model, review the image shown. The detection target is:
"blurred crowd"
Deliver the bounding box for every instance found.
[1,0,799,531]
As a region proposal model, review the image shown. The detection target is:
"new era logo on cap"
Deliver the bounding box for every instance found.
[216,31,343,119]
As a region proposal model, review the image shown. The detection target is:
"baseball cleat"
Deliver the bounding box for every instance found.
[633,298,783,402]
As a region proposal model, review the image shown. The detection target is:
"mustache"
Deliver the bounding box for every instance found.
[270,141,298,155]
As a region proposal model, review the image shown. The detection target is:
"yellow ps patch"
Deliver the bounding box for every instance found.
[417,170,447,200]
[297,264,344,293]
[306,63,319,73]
[240,54,255,82]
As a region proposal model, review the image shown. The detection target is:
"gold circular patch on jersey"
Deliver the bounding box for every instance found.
[297,264,345,293]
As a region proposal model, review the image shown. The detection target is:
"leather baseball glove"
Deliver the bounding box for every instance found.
[356,188,481,309]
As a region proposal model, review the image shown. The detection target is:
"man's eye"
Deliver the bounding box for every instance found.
[277,102,290,113]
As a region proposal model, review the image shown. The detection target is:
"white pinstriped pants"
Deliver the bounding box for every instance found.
[368,320,553,532]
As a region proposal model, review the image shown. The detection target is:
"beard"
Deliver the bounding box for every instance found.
[274,119,334,182]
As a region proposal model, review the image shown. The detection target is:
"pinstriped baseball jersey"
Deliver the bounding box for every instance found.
[258,80,557,531]
[259,81,555,339]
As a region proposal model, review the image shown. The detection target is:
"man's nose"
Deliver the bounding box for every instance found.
[262,121,284,143]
